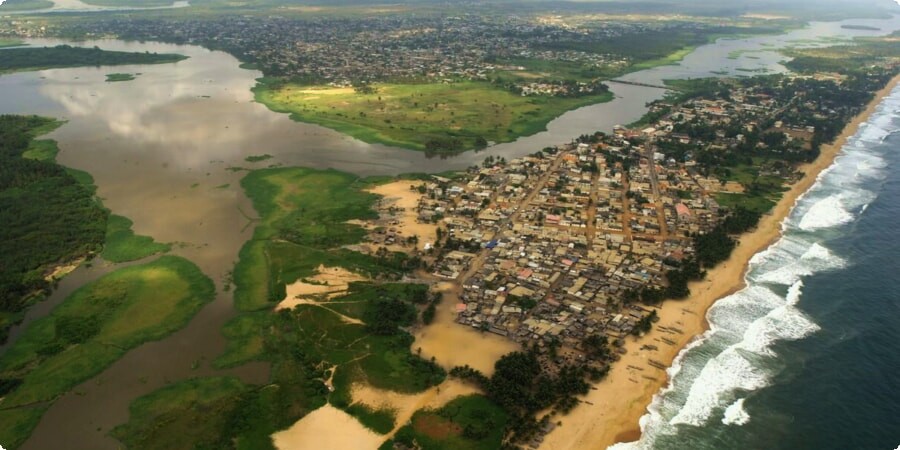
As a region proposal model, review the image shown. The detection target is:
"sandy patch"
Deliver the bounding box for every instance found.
[367,181,438,251]
[276,265,369,324]
[538,73,900,450]
[352,378,480,439]
[44,257,85,282]
[412,282,519,376]
[295,87,355,96]
[272,404,384,450]
[742,13,791,20]
[276,265,368,309]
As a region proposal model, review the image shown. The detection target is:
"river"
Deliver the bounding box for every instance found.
[0,15,897,449]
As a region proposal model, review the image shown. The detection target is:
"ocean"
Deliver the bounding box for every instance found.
[612,85,900,450]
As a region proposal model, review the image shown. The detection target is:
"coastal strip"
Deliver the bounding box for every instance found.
[538,73,900,450]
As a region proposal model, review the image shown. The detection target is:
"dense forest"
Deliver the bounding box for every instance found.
[0,45,187,73]
[0,115,108,343]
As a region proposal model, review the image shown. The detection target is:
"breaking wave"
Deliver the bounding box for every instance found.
[611,84,900,449]
[722,398,751,426]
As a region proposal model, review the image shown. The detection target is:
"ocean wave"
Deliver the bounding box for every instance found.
[756,242,846,285]
[669,347,769,426]
[722,398,751,426]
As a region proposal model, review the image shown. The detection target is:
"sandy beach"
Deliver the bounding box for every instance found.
[539,74,900,450]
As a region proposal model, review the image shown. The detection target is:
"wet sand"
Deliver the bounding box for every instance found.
[412,282,519,376]
[367,181,438,251]
[539,74,900,450]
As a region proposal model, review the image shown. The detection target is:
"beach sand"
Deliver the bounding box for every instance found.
[539,74,900,450]
[367,181,438,251]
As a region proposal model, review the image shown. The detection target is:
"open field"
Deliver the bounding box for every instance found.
[254,80,612,152]
[0,255,215,448]
[0,39,25,48]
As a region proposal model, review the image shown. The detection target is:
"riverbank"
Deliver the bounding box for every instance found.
[538,73,900,450]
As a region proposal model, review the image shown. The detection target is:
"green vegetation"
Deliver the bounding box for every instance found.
[0,45,187,75]
[81,0,174,6]
[0,256,215,448]
[448,351,597,443]
[385,395,508,450]
[111,167,441,449]
[244,153,273,162]
[0,39,25,48]
[110,376,250,450]
[784,35,900,75]
[105,72,136,82]
[253,80,612,152]
[0,0,53,11]
[0,115,108,344]
[102,214,171,263]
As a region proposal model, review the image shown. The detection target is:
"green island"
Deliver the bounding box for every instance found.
[105,72,136,82]
[253,80,613,152]
[244,153,273,162]
[0,45,187,75]
[102,214,171,263]
[0,255,215,448]
[841,24,880,31]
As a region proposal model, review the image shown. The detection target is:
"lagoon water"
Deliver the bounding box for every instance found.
[0,15,898,450]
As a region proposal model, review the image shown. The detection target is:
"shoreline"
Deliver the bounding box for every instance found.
[538,73,900,450]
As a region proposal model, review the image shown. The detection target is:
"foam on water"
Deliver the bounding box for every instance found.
[614,85,900,450]
[722,398,751,426]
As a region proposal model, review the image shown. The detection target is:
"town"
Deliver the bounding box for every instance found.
[358,65,894,385]
[2,14,775,97]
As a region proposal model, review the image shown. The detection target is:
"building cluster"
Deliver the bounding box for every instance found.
[407,137,728,369]
[10,15,714,93]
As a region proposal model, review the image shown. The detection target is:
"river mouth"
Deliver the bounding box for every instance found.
[1,15,898,449]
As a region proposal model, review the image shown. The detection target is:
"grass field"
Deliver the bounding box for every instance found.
[253,80,612,152]
[101,214,171,262]
[0,39,25,48]
[384,395,508,450]
[110,376,249,450]
[0,256,214,448]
